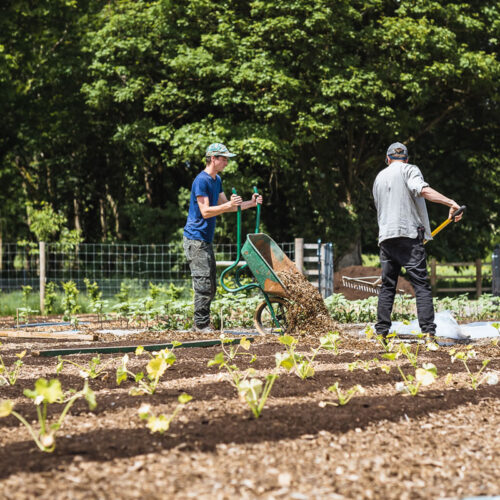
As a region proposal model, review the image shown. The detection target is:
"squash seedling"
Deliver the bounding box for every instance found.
[56,354,109,380]
[138,393,192,434]
[0,343,26,386]
[237,371,279,419]
[117,344,179,395]
[348,358,379,372]
[319,382,365,407]
[207,336,257,387]
[0,378,96,452]
[277,332,341,380]
[449,347,496,389]
[208,336,278,418]
[392,361,437,396]
[364,325,397,352]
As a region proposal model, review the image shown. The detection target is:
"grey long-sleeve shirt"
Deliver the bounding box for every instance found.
[373,161,432,244]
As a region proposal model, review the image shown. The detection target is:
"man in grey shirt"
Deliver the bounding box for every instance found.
[372,142,462,338]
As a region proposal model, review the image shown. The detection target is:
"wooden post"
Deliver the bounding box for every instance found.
[430,258,437,294]
[475,258,482,298]
[39,241,46,314]
[295,238,304,274]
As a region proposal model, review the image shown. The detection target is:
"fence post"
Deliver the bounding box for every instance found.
[475,258,482,298]
[321,243,334,298]
[317,239,322,295]
[430,258,437,294]
[294,238,304,274]
[39,241,46,314]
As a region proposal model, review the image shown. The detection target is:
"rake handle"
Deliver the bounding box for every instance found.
[430,205,466,239]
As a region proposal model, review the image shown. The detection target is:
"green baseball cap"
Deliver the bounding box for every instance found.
[205,143,237,158]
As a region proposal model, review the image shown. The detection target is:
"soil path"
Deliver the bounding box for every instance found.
[0,331,499,499]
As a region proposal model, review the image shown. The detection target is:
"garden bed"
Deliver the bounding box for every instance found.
[0,321,499,499]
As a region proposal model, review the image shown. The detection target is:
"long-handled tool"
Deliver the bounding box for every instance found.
[342,205,467,294]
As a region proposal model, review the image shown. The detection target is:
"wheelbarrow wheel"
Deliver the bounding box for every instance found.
[254,297,288,335]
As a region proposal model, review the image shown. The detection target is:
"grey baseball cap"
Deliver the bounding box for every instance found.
[386,142,408,158]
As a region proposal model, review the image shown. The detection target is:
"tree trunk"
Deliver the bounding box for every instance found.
[99,198,107,242]
[337,238,362,269]
[73,198,82,233]
[105,186,122,239]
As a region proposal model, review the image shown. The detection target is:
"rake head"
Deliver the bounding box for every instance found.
[341,276,382,295]
[341,276,406,295]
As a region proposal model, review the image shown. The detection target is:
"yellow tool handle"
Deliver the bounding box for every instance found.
[430,218,453,238]
[425,205,466,243]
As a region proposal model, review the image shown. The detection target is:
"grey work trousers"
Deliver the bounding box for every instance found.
[183,236,217,328]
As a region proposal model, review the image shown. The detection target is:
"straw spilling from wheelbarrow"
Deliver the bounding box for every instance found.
[220,186,338,336]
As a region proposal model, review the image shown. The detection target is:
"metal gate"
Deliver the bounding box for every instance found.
[493,246,500,297]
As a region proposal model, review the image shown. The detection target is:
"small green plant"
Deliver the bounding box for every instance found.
[348,358,379,372]
[148,282,162,301]
[320,382,365,407]
[207,336,257,387]
[208,336,278,418]
[164,282,183,301]
[449,347,496,390]
[61,281,80,327]
[393,362,438,396]
[117,345,178,395]
[84,278,107,323]
[491,323,499,349]
[0,343,26,386]
[18,285,38,324]
[44,282,58,315]
[364,325,396,352]
[138,393,192,434]
[116,282,131,303]
[237,373,279,419]
[0,378,96,452]
[276,332,341,380]
[56,354,108,380]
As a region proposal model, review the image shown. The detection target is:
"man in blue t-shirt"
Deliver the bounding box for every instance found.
[183,143,263,332]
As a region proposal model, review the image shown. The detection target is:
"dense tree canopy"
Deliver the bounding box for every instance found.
[1,0,499,263]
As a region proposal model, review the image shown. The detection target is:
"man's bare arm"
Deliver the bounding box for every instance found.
[420,187,462,221]
[197,194,241,219]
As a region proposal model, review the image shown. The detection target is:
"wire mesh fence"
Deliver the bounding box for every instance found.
[0,242,296,297]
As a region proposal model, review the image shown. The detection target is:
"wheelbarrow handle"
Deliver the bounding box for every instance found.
[253,186,261,233]
[220,187,260,293]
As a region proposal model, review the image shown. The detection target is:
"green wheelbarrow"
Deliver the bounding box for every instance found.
[220,187,300,335]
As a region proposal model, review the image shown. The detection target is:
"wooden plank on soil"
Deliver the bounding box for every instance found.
[0,331,97,341]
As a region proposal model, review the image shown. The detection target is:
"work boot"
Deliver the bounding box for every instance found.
[422,332,437,342]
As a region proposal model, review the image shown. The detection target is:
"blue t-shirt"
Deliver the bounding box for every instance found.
[183,171,223,243]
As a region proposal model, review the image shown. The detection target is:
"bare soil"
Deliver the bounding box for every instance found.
[1,321,499,500]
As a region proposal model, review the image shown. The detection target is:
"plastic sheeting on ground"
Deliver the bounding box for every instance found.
[361,311,499,340]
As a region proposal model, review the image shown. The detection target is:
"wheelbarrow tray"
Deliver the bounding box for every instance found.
[241,233,300,297]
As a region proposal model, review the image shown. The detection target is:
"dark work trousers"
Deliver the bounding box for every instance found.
[375,236,436,336]
[183,237,217,328]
